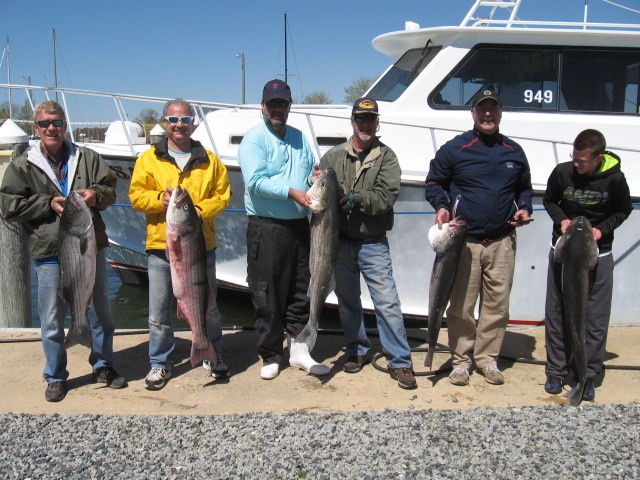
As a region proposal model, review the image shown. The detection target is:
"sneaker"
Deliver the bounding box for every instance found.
[289,339,330,376]
[544,375,563,395]
[582,378,596,401]
[343,355,369,374]
[45,381,67,402]
[449,367,470,386]
[389,367,418,390]
[203,359,230,379]
[480,365,505,385]
[92,367,127,389]
[260,362,280,380]
[145,366,171,390]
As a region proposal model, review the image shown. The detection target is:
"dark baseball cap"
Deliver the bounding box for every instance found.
[352,97,379,115]
[472,89,502,107]
[262,79,292,103]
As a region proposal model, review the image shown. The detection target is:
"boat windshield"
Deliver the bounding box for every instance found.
[431,45,640,114]
[368,44,442,102]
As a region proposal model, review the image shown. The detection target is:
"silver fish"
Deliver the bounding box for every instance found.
[554,215,599,406]
[296,168,340,350]
[424,216,468,369]
[166,186,216,367]
[60,191,96,349]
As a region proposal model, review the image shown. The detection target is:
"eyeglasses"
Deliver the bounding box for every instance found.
[35,119,64,128]
[163,116,194,124]
[353,114,378,123]
[570,152,601,165]
[265,99,290,109]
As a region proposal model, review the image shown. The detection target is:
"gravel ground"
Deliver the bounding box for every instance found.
[1,404,639,479]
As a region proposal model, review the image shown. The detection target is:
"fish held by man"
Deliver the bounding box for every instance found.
[424,216,468,369]
[553,215,598,406]
[166,186,216,367]
[296,168,340,350]
[59,191,96,349]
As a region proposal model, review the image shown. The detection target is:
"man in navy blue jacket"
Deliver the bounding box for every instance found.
[425,89,533,386]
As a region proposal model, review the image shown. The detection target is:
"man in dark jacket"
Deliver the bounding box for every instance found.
[0,100,125,402]
[319,97,416,390]
[425,89,533,386]
[543,129,632,401]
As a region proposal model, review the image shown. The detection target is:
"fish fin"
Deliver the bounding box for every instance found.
[167,237,183,263]
[64,322,92,350]
[190,339,217,368]
[328,274,336,295]
[296,325,317,351]
[565,383,585,407]
[176,302,186,321]
[424,349,434,369]
[79,235,90,256]
[554,235,567,263]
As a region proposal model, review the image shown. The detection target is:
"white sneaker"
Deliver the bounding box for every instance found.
[260,362,280,380]
[145,366,171,390]
[289,339,330,376]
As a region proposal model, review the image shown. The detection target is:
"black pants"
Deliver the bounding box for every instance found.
[544,249,614,381]
[247,216,311,364]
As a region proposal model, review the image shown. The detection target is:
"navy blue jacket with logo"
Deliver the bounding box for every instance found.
[424,127,533,239]
[543,151,632,254]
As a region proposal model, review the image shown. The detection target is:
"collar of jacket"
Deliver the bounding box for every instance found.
[345,136,382,167]
[154,138,209,170]
[472,127,503,146]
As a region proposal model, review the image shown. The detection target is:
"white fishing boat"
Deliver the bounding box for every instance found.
[1,0,639,325]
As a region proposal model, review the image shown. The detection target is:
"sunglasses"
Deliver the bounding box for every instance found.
[265,99,290,109]
[35,119,65,128]
[353,114,378,123]
[163,116,194,124]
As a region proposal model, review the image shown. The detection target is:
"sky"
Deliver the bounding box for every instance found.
[2,0,640,117]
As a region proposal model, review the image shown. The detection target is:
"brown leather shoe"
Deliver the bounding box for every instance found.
[343,355,369,373]
[389,367,417,389]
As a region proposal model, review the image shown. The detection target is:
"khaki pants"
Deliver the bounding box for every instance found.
[446,231,516,370]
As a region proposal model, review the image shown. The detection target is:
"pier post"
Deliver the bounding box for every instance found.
[0,119,32,328]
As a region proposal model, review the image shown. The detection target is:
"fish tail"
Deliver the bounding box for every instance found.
[64,322,92,350]
[565,383,585,407]
[295,324,318,351]
[190,339,217,368]
[424,349,434,369]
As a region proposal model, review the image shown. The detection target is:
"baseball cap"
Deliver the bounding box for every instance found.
[262,79,292,103]
[472,89,502,107]
[352,97,379,115]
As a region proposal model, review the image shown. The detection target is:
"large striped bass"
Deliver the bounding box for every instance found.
[296,168,340,350]
[424,216,468,369]
[166,186,216,367]
[554,215,598,406]
[60,191,96,349]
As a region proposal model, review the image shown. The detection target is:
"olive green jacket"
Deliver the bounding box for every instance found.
[319,136,399,239]
[0,140,116,259]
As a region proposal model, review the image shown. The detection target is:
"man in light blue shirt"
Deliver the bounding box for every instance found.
[238,79,330,380]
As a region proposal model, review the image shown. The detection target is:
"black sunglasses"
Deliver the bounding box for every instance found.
[35,119,65,128]
[163,116,194,124]
[265,99,290,109]
[353,114,377,123]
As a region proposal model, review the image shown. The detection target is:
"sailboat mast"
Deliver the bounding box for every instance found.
[284,13,288,84]
[53,29,59,101]
[5,37,12,118]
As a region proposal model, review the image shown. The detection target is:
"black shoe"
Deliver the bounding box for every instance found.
[582,378,595,401]
[544,375,563,395]
[45,381,67,402]
[92,367,128,389]
[389,367,418,390]
[343,355,369,373]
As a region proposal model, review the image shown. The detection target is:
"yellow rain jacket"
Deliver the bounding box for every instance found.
[129,138,231,251]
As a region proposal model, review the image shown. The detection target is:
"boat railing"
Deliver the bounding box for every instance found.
[460,0,640,31]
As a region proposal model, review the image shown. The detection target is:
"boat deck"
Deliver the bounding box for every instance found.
[1,326,639,415]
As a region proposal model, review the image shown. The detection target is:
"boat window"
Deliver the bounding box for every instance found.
[368,45,442,102]
[431,46,640,115]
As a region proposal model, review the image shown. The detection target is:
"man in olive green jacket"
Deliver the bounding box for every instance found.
[318,97,416,390]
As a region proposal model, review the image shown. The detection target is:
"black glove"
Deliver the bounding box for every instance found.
[338,193,361,214]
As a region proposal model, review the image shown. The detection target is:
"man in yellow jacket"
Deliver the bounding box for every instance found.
[129,98,231,390]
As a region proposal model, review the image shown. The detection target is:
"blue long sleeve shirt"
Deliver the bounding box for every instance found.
[238,121,317,219]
